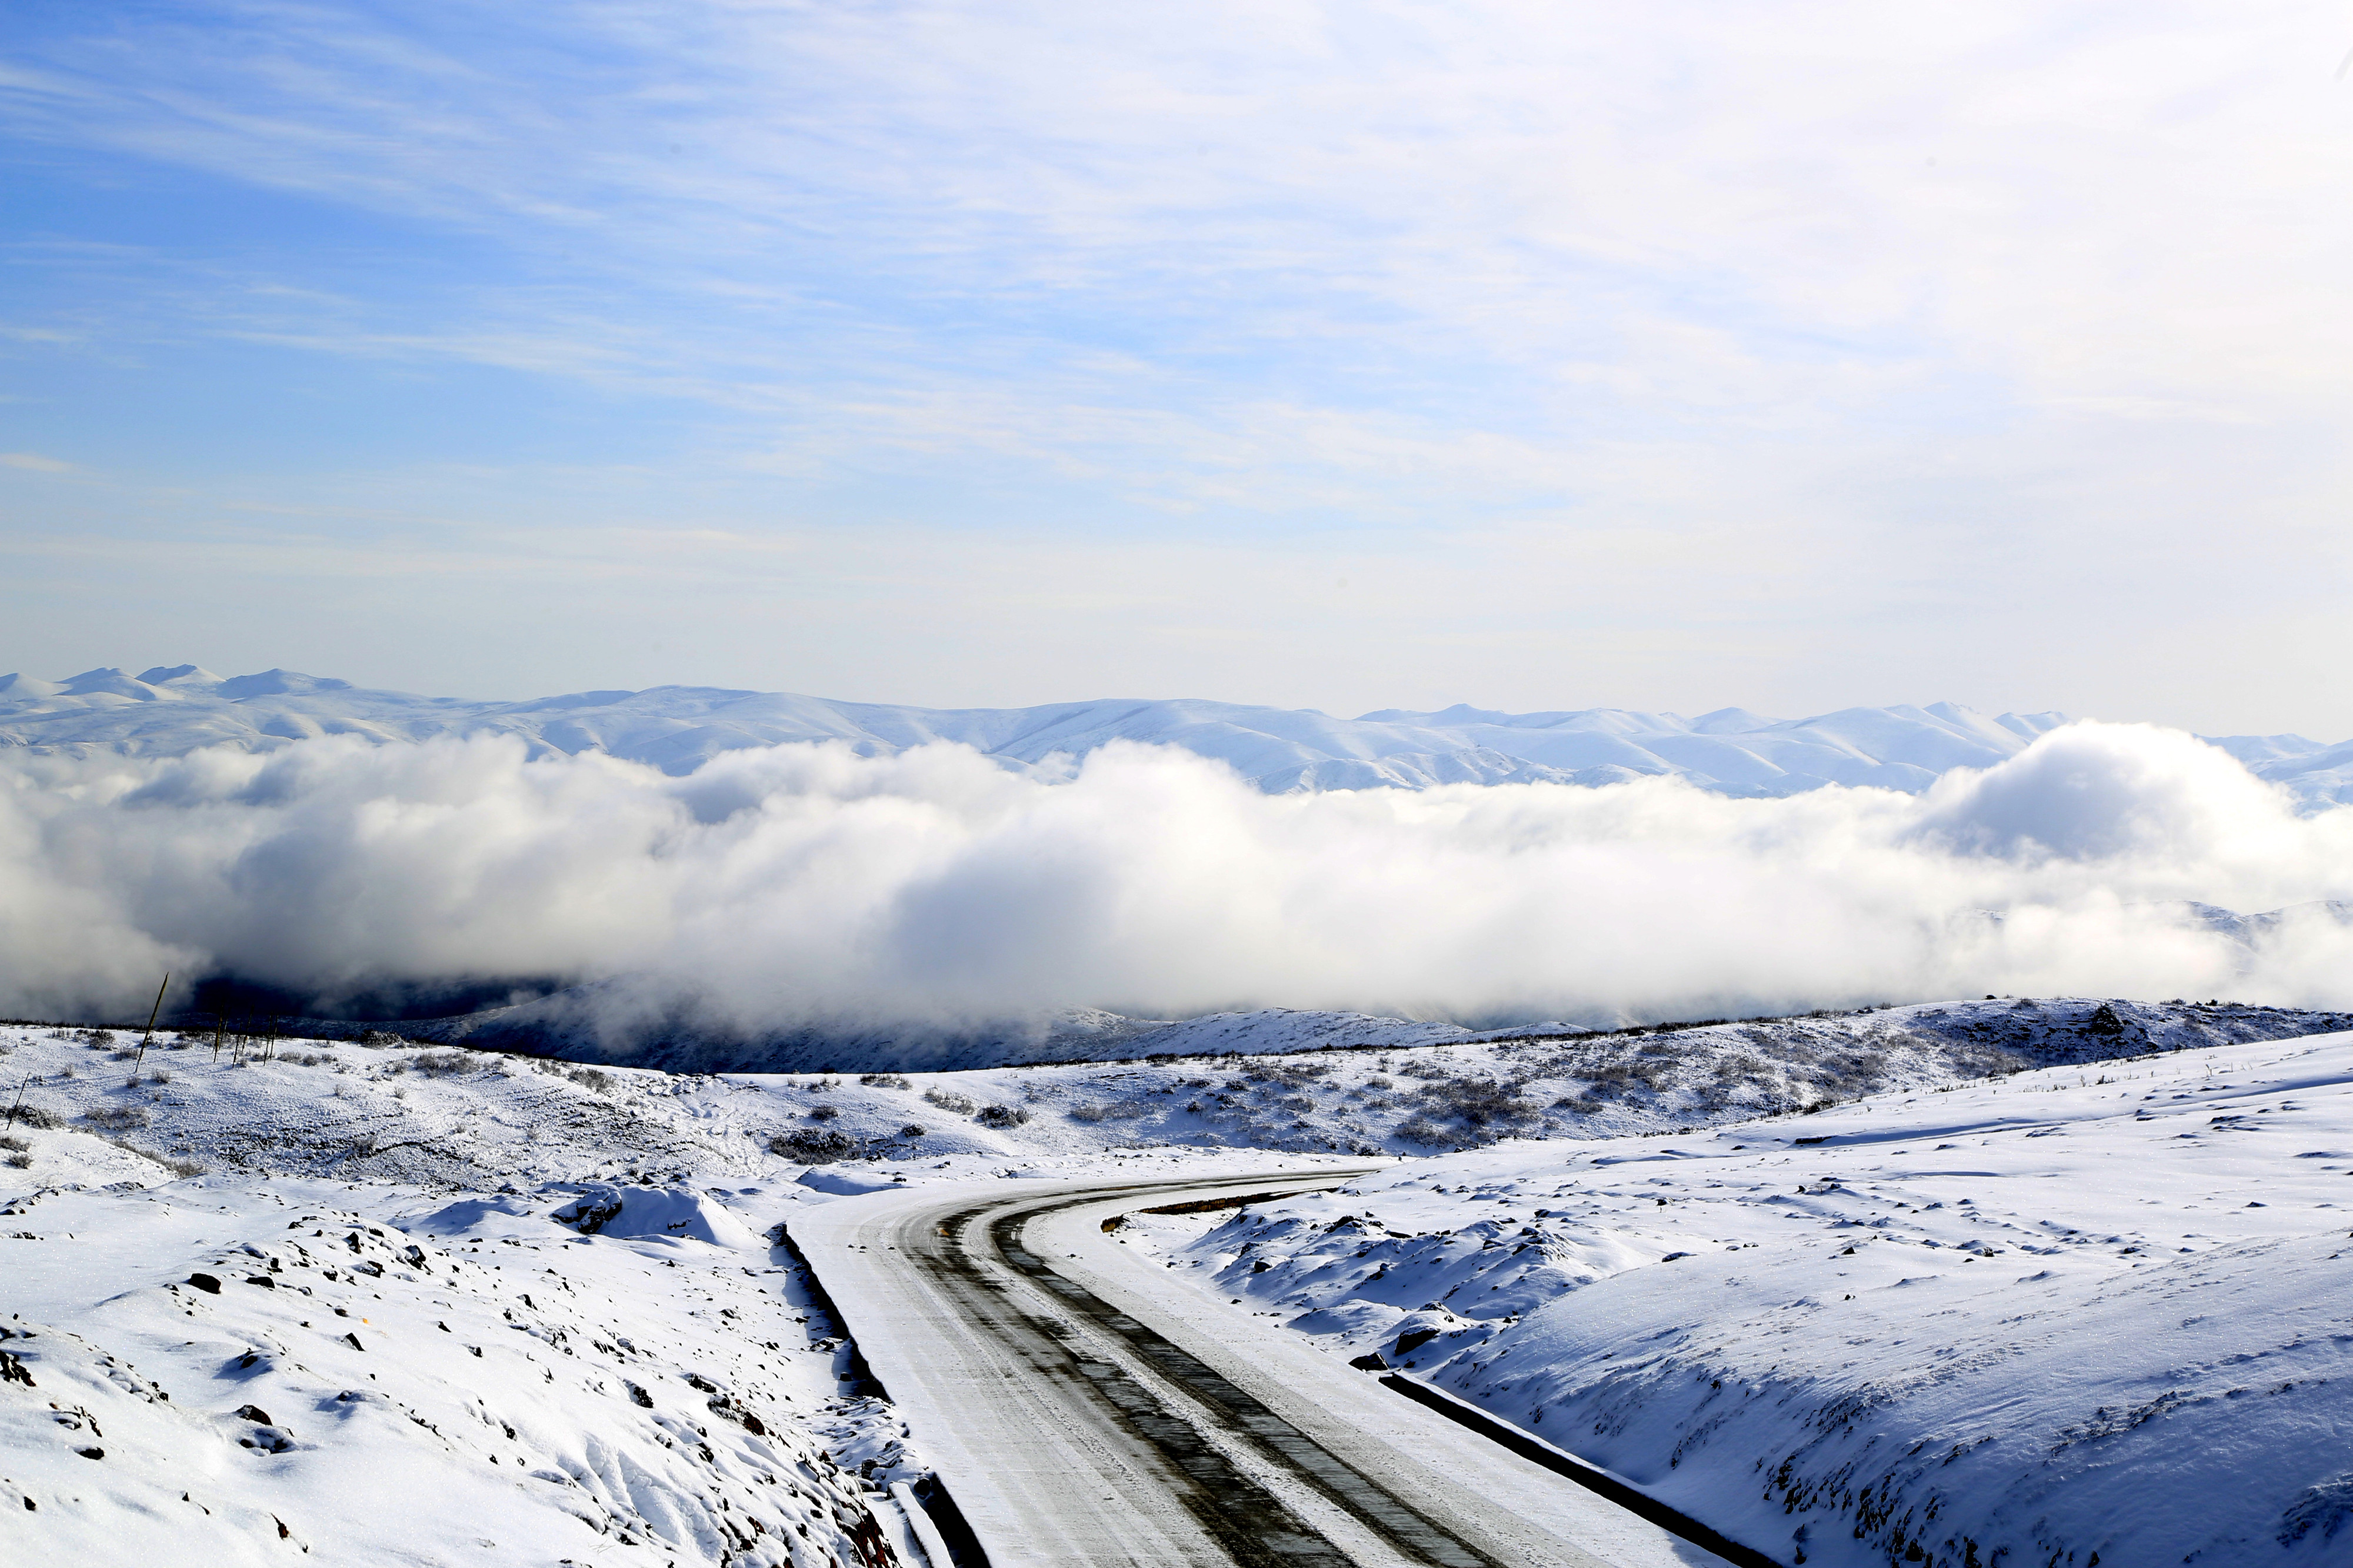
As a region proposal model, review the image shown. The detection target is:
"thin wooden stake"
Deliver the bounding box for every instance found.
[131,973,170,1076]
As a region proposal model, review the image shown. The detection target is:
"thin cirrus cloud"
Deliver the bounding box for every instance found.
[1,4,2351,722]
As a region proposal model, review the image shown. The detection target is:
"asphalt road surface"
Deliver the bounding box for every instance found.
[793,1169,1737,1568]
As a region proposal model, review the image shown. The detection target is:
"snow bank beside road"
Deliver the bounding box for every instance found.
[1134,1033,2353,1566]
[0,1177,895,1567]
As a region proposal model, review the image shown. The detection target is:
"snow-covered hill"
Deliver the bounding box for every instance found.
[13,1001,2353,1566]
[16,660,2346,800]
[12,998,2353,1185]
[1125,1029,2353,1566]
[1,1178,910,1568]
[256,975,2353,1078]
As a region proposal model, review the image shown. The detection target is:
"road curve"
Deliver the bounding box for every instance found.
[791,1170,1734,1568]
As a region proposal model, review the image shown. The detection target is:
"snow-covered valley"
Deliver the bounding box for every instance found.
[9,1000,2353,1564]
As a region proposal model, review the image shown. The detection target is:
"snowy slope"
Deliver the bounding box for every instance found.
[266,976,2353,1077]
[0,1178,923,1568]
[1126,1035,2353,1567]
[380,983,2353,1082]
[376,995,1482,1074]
[14,1006,2353,1566]
[0,662,2152,795]
[0,1016,1362,1568]
[14,998,2353,1181]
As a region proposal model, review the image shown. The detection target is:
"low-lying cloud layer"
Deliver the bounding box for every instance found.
[6,720,2352,1032]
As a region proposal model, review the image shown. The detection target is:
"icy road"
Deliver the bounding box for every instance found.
[793,1170,1732,1568]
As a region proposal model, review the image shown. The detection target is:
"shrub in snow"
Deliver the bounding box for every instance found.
[975,1104,1029,1128]
[922,1088,976,1115]
[1068,1103,1142,1123]
[808,1104,841,1121]
[858,1072,912,1090]
[356,1029,405,1046]
[771,1128,856,1163]
[11,1105,64,1130]
[1394,1113,1458,1147]
[898,1123,925,1139]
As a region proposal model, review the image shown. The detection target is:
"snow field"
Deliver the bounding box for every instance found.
[0,1022,1373,1567]
[13,1005,2353,1566]
[1126,1035,2353,1566]
[1,1177,905,1566]
[6,999,2352,1189]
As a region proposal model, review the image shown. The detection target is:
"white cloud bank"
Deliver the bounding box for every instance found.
[5,721,2352,1030]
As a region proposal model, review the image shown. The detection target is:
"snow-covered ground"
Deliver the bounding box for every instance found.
[15,660,2350,802]
[338,985,2353,1078]
[1124,1033,2353,1566]
[6,999,2351,1182]
[11,1003,2353,1566]
[2,1177,914,1566]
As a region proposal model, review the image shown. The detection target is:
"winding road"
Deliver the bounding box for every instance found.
[792,1169,1735,1568]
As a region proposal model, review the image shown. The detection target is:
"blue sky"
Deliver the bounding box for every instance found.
[5,2,2352,731]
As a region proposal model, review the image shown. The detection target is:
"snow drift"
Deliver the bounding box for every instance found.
[5,720,2353,1036]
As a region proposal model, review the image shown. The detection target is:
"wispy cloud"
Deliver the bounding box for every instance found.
[3,4,2351,723]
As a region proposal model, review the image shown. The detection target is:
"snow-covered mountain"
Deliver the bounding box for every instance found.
[9,661,2351,801]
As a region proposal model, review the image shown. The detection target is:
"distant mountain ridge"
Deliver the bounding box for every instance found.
[5,662,2351,803]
